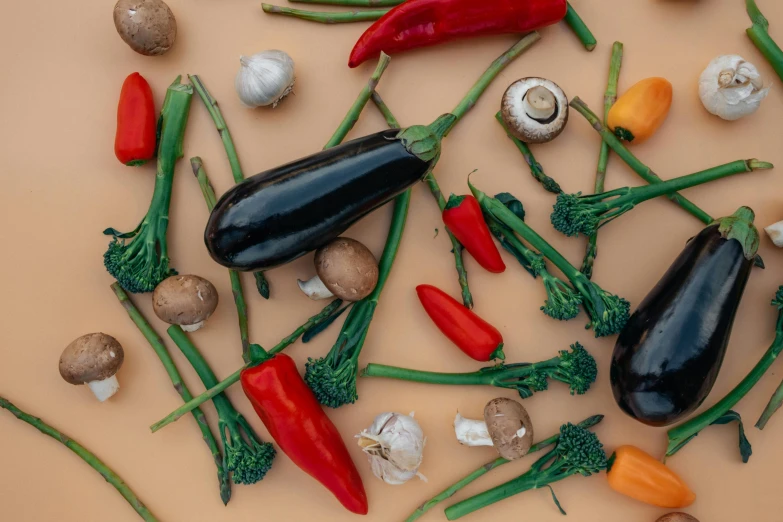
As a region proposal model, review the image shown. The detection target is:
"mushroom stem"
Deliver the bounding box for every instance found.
[297,275,335,300]
[87,375,120,402]
[524,85,557,120]
[181,321,205,333]
[454,413,494,447]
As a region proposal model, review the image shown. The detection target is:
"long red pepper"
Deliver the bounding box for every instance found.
[416,284,505,361]
[443,195,505,273]
[240,353,368,514]
[348,0,566,67]
[114,72,157,166]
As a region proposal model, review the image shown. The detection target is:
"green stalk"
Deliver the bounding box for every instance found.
[494,111,561,194]
[563,2,597,51]
[404,415,604,522]
[746,0,783,82]
[262,4,388,23]
[289,0,402,5]
[323,53,391,149]
[111,283,230,504]
[190,157,251,362]
[188,74,270,301]
[373,90,473,308]
[150,299,342,432]
[362,360,558,386]
[0,396,159,521]
[582,42,623,279]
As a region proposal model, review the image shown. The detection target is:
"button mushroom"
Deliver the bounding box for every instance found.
[454,398,534,460]
[656,514,699,522]
[113,0,177,56]
[501,77,569,144]
[297,237,379,302]
[152,275,219,332]
[59,333,125,402]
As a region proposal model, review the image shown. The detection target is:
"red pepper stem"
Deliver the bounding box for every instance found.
[490,345,506,361]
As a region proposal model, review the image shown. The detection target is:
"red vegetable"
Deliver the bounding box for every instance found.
[416,284,505,361]
[115,72,156,166]
[240,353,368,514]
[348,0,567,68]
[443,194,506,273]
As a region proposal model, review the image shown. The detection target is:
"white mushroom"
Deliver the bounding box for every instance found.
[152,275,219,332]
[764,220,783,247]
[59,333,125,402]
[298,238,379,302]
[501,78,569,144]
[454,398,534,460]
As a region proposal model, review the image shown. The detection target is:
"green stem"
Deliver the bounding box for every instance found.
[111,282,230,504]
[262,3,388,22]
[405,414,604,522]
[150,299,343,432]
[563,2,597,51]
[362,363,497,385]
[746,0,783,82]
[324,53,391,149]
[370,91,400,129]
[188,75,270,302]
[582,42,623,279]
[0,396,160,521]
[289,0,401,5]
[190,157,251,363]
[667,318,783,455]
[758,374,783,428]
[494,112,561,194]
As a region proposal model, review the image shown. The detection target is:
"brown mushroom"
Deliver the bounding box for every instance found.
[113,0,177,56]
[59,333,125,402]
[152,275,219,332]
[501,78,569,144]
[297,237,379,302]
[656,514,700,522]
[454,398,534,460]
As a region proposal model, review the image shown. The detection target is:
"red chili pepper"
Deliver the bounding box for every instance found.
[443,194,506,273]
[240,353,368,514]
[348,0,567,68]
[416,284,505,361]
[115,72,157,166]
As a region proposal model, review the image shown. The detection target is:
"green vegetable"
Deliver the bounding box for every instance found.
[494,112,562,194]
[362,343,597,398]
[444,422,607,519]
[563,1,597,51]
[103,76,192,293]
[168,326,275,484]
[746,0,783,82]
[261,3,390,23]
[472,181,629,337]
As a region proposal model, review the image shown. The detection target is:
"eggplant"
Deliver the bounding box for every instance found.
[205,125,443,271]
[610,207,759,427]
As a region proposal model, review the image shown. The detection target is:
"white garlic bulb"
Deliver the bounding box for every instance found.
[356,412,426,485]
[699,55,770,121]
[235,50,295,108]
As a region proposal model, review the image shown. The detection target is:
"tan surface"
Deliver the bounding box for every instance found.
[2,0,783,520]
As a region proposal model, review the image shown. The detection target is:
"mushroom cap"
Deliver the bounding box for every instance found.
[314,238,379,302]
[152,275,219,326]
[501,77,569,144]
[656,514,699,522]
[59,333,125,384]
[483,397,534,460]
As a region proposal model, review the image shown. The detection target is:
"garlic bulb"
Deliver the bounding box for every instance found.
[356,412,426,485]
[764,220,783,247]
[699,55,770,121]
[235,50,295,108]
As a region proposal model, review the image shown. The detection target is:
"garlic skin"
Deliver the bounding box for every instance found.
[453,413,494,447]
[356,412,426,485]
[699,55,770,121]
[235,50,295,108]
[764,220,783,247]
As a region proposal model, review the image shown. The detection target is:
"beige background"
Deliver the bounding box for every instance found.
[2,0,783,520]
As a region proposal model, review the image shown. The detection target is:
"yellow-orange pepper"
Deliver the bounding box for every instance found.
[607,445,695,508]
[607,77,673,144]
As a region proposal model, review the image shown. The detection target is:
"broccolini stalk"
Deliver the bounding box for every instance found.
[445,423,607,519]
[746,0,783,82]
[472,181,629,337]
[563,2,597,51]
[0,396,160,522]
[103,76,193,293]
[261,4,390,23]
[362,343,597,398]
[289,0,401,5]
[168,326,276,484]
[494,112,562,194]
[404,415,604,522]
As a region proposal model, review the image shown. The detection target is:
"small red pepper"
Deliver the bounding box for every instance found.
[115,72,157,166]
[416,284,505,361]
[443,194,506,273]
[348,0,567,68]
[240,353,368,514]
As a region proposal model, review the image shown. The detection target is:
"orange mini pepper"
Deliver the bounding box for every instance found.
[607,445,695,508]
[607,77,672,144]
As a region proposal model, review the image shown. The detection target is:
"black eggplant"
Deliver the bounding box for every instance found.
[610,207,759,427]
[205,123,446,271]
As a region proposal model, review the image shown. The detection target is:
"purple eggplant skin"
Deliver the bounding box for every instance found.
[610,223,754,427]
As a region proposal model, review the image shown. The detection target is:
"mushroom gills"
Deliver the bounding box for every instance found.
[297,275,334,300]
[86,375,120,402]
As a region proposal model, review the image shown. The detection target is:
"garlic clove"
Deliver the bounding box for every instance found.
[764,220,783,247]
